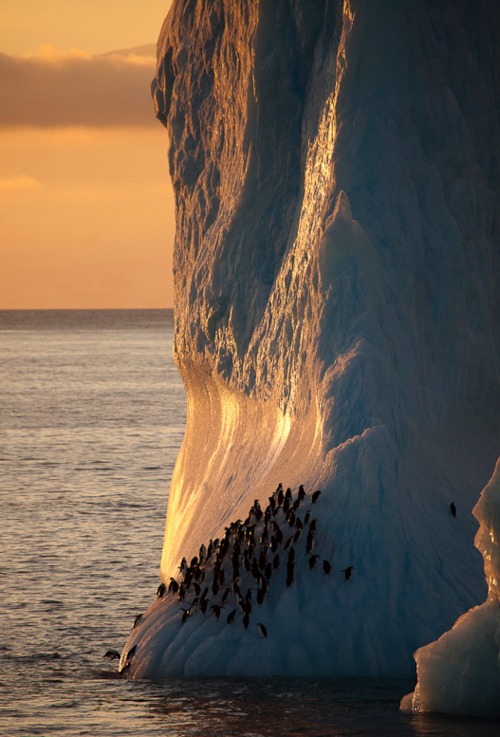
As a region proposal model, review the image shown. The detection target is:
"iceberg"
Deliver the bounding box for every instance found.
[401,459,500,717]
[121,0,500,680]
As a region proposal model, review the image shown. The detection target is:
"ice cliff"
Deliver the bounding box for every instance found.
[401,459,500,717]
[121,0,500,681]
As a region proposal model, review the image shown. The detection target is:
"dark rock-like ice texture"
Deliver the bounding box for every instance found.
[123,0,500,681]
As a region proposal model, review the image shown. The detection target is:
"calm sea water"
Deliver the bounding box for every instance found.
[0,310,496,737]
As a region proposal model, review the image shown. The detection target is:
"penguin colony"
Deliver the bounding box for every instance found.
[118,484,357,671]
[165,485,338,631]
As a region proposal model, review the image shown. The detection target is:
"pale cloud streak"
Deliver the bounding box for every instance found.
[0,44,158,128]
[0,174,43,191]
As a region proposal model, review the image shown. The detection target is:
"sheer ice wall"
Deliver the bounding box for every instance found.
[123,0,500,677]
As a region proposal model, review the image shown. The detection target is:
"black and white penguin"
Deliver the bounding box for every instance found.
[103,649,120,661]
[341,566,355,581]
[157,582,167,597]
[308,554,320,570]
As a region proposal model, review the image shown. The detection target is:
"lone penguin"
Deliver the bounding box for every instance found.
[450,502,457,518]
[104,649,120,661]
[257,622,268,638]
[311,489,322,503]
[341,566,355,581]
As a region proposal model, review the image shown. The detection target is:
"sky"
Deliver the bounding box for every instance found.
[0,1,175,309]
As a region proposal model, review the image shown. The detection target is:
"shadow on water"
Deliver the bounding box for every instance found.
[119,676,499,737]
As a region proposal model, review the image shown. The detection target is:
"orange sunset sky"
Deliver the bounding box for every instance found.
[0,0,175,309]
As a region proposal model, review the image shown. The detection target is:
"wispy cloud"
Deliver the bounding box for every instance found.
[0,45,158,128]
[0,174,43,191]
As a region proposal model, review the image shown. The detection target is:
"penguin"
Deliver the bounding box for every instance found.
[298,485,306,501]
[199,543,207,564]
[308,554,320,570]
[211,604,224,620]
[242,612,250,629]
[273,527,283,544]
[227,608,237,624]
[181,607,191,624]
[304,511,311,525]
[256,588,264,606]
[232,581,241,596]
[222,587,231,604]
[450,502,457,518]
[311,490,322,503]
[104,649,120,661]
[257,623,268,638]
[286,568,294,587]
[323,560,332,574]
[306,531,315,554]
[157,582,167,597]
[293,529,302,544]
[133,613,143,629]
[272,554,280,570]
[341,566,355,581]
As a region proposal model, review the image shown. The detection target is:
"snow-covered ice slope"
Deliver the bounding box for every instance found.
[401,459,500,717]
[122,0,500,678]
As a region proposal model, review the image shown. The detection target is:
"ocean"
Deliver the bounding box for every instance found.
[0,309,496,737]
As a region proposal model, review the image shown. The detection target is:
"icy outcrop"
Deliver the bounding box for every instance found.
[401,460,500,717]
[122,0,500,677]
